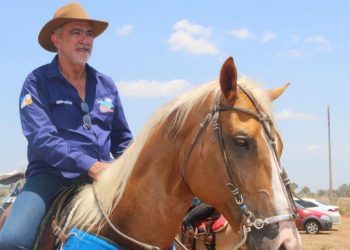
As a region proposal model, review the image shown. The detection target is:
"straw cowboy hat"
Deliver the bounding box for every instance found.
[38,2,108,52]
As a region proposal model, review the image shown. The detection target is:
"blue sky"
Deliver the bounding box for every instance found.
[1,1,349,191]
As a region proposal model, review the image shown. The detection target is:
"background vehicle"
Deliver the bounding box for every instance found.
[0,171,25,217]
[295,203,333,234]
[294,197,341,224]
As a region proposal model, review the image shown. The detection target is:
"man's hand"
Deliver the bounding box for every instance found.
[88,161,111,181]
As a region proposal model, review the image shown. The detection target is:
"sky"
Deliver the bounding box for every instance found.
[0,1,349,192]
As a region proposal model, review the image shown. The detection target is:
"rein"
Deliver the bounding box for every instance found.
[92,182,161,250]
[182,86,298,249]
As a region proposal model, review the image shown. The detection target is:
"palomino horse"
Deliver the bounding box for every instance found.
[2,57,301,249]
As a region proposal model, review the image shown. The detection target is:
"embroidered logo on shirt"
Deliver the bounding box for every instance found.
[56,100,73,105]
[20,94,33,109]
[97,98,114,113]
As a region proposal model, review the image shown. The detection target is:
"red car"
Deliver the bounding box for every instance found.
[295,203,333,234]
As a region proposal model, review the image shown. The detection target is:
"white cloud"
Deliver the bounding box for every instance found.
[305,35,334,52]
[229,28,255,40]
[117,24,134,36]
[169,31,218,55]
[174,19,211,37]
[117,79,190,97]
[259,30,277,44]
[276,109,317,121]
[304,144,320,153]
[168,19,218,55]
[275,49,305,58]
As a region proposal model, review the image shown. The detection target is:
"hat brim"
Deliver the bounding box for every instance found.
[38,17,108,52]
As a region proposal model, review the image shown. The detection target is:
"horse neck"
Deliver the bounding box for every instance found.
[104,98,214,248]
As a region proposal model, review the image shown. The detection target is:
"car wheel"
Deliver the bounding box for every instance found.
[305,220,320,234]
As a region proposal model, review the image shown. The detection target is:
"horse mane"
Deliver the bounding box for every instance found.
[64,77,274,232]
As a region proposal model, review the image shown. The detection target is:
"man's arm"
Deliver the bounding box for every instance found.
[20,73,96,175]
[110,87,133,158]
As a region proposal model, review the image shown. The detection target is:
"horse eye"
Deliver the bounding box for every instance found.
[233,135,249,147]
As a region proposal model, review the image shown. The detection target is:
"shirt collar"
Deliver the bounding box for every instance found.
[46,55,93,79]
[46,55,61,79]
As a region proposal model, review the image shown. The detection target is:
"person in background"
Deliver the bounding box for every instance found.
[182,199,220,249]
[0,3,132,249]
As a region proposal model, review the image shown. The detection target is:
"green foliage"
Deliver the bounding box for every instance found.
[335,183,350,197]
[298,186,312,197]
[290,182,298,193]
[317,189,327,196]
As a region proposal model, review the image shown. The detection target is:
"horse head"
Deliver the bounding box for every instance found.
[184,57,301,249]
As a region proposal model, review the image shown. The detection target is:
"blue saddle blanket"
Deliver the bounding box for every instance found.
[62,228,127,250]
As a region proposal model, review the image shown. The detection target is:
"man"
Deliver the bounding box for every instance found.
[0,3,133,249]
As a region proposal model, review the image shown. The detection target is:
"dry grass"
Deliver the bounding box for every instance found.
[301,216,350,250]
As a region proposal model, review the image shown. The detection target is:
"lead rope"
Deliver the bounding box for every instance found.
[92,182,161,250]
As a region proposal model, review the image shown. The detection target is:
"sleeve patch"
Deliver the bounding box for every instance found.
[20,94,33,109]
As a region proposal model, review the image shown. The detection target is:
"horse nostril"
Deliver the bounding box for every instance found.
[251,223,279,240]
[278,243,287,250]
[247,223,280,249]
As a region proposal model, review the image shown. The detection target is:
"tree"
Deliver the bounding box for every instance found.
[298,186,312,197]
[317,189,327,196]
[290,182,298,193]
[336,183,350,197]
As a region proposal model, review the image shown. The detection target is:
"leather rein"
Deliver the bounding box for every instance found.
[181,86,299,249]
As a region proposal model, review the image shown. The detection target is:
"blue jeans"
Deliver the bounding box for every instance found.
[0,173,73,250]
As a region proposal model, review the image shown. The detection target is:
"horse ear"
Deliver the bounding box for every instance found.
[220,57,238,101]
[267,82,290,101]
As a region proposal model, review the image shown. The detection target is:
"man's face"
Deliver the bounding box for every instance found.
[52,21,94,65]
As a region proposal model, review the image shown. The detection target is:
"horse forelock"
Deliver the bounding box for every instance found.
[64,77,275,232]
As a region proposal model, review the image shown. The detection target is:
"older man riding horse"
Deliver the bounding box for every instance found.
[1,57,301,249]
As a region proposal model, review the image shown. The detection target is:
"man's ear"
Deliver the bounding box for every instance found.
[51,33,60,50]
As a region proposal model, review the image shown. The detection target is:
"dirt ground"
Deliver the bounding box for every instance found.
[300,216,350,250]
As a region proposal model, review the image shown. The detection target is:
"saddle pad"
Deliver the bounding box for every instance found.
[212,215,228,232]
[63,228,127,250]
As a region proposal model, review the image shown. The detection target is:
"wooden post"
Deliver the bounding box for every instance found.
[327,106,333,204]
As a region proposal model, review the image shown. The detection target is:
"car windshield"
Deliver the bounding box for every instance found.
[294,199,318,208]
[314,200,330,206]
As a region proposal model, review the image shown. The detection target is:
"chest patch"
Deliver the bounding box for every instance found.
[97,97,114,113]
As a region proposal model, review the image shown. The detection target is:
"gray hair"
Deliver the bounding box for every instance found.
[54,26,63,35]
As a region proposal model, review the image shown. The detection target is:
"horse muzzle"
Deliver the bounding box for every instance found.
[245,219,302,250]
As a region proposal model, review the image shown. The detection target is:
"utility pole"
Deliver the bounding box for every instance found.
[327,106,333,204]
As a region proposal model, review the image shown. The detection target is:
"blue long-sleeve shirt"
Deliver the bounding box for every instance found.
[19,56,133,179]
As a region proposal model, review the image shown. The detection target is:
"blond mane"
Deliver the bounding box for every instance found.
[64,78,274,232]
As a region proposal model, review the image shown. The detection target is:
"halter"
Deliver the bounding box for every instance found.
[182,86,298,249]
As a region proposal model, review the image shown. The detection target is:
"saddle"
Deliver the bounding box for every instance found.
[33,184,77,249]
[182,214,228,250]
[197,214,228,233]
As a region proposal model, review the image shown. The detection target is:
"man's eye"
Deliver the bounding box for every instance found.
[86,31,94,37]
[71,29,82,35]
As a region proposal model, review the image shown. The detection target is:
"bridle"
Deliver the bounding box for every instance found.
[181,85,299,249]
